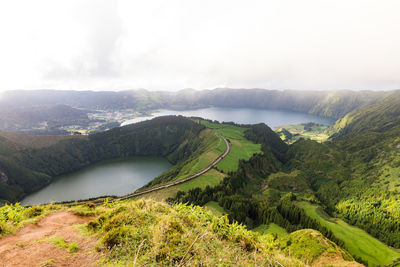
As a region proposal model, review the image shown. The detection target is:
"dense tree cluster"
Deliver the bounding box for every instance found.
[173,120,400,256]
[0,116,206,203]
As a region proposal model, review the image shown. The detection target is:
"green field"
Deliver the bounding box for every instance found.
[177,169,226,191]
[138,122,260,201]
[204,201,226,217]
[252,223,288,238]
[201,121,262,172]
[164,128,226,182]
[297,201,400,266]
[138,169,226,202]
[275,124,329,143]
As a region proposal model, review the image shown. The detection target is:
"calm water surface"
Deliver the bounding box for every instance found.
[121,107,336,128]
[21,157,171,205]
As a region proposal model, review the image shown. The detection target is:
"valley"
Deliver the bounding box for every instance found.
[1,88,400,266]
[2,1,399,265]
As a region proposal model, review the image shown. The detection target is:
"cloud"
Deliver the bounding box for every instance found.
[43,0,123,80]
[0,0,399,91]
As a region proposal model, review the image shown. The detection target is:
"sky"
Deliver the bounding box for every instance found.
[0,0,399,92]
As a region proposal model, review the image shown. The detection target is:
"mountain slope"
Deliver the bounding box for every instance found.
[172,121,400,265]
[330,90,400,138]
[0,199,361,266]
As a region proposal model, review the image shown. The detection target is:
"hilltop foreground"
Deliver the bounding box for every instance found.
[0,199,361,266]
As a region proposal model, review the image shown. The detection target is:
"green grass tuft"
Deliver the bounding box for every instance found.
[68,242,79,253]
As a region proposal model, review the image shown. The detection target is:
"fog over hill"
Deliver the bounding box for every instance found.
[0,88,392,117]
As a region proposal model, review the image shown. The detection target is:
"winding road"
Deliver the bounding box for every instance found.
[67,131,230,206]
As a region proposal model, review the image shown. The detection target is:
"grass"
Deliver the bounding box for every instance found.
[161,128,226,182]
[0,203,61,236]
[39,259,55,266]
[204,201,226,217]
[138,169,226,201]
[276,124,329,143]
[137,122,260,201]
[252,223,288,238]
[297,201,400,266]
[0,198,360,266]
[201,121,262,173]
[278,229,354,264]
[38,236,80,253]
[177,169,226,191]
[84,199,304,266]
[82,199,360,266]
[68,242,79,253]
[47,236,68,248]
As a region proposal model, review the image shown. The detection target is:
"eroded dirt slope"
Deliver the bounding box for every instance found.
[0,210,100,267]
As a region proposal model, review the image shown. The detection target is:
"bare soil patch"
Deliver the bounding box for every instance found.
[0,210,100,267]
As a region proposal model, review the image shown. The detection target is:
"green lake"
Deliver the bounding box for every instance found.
[21,157,172,205]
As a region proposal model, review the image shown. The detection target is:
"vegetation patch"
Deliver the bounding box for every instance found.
[177,169,226,191]
[204,201,226,217]
[141,126,226,189]
[84,199,308,266]
[39,259,55,266]
[37,236,80,253]
[0,203,60,236]
[264,170,310,192]
[201,121,262,173]
[297,201,400,266]
[252,223,288,238]
[276,122,329,143]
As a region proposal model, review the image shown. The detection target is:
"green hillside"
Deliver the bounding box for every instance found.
[330,90,400,138]
[2,95,400,266]
[172,118,400,265]
[201,121,262,173]
[1,199,361,266]
[0,116,218,203]
[297,201,400,266]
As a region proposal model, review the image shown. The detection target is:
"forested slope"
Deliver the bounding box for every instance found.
[330,90,400,138]
[0,116,211,203]
[172,121,400,265]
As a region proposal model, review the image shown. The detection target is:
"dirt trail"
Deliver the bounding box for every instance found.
[0,210,100,267]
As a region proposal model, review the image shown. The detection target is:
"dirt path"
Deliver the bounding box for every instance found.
[0,210,100,267]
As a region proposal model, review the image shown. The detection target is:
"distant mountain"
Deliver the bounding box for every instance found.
[0,88,391,119]
[194,88,385,118]
[0,104,90,133]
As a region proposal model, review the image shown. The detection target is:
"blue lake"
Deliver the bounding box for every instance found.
[121,107,336,129]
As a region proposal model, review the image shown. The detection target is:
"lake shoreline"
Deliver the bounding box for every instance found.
[21,156,172,206]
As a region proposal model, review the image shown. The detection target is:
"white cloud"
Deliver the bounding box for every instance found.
[0,0,399,91]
